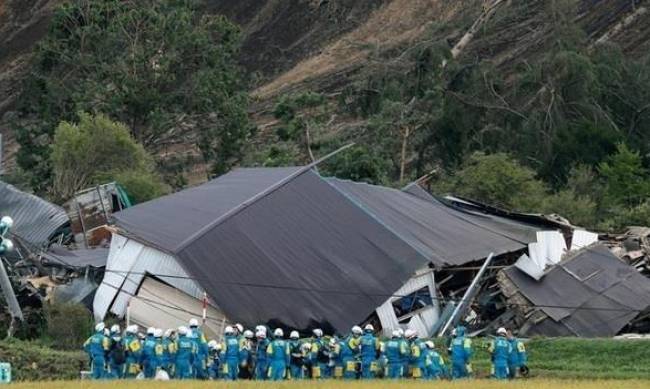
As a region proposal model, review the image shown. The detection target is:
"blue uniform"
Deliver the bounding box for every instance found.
[222,335,240,380]
[450,327,472,379]
[310,338,329,378]
[208,348,221,379]
[175,335,196,379]
[340,336,360,379]
[122,334,141,378]
[256,338,271,380]
[189,327,208,379]
[384,338,407,378]
[83,330,110,379]
[162,337,176,376]
[408,339,426,379]
[508,338,527,378]
[288,339,304,379]
[490,336,512,379]
[424,349,446,379]
[266,339,290,381]
[141,336,158,378]
[330,341,343,378]
[359,332,379,379]
[399,338,410,376]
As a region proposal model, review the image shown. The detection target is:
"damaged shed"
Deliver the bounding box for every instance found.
[94,166,544,335]
[499,244,650,337]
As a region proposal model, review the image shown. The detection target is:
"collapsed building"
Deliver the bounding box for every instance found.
[93,166,592,339]
[3,166,650,340]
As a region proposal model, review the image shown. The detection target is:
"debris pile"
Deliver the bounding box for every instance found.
[604,227,650,277]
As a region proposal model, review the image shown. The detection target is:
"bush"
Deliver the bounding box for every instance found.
[0,339,86,381]
[42,302,94,351]
[114,170,169,205]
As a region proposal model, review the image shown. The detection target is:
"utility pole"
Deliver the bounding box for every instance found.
[0,216,24,339]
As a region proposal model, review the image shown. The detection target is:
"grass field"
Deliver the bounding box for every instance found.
[8,380,650,389]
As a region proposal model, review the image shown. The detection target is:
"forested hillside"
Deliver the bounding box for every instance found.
[1,0,649,230]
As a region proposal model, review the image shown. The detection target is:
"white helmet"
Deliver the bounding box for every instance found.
[147,327,155,335]
[425,340,435,349]
[189,318,199,327]
[224,326,235,335]
[104,328,110,336]
[351,326,363,336]
[110,324,120,334]
[208,340,218,349]
[95,322,105,332]
[164,329,173,338]
[235,323,244,334]
[126,325,138,334]
[244,330,254,339]
[290,331,299,339]
[312,328,323,338]
[364,324,374,332]
[497,327,507,336]
[396,328,404,337]
[255,325,266,333]
[256,330,266,339]
[391,329,400,338]
[405,329,417,339]
[178,326,189,336]
[154,328,163,338]
[1,216,14,229]
[301,342,312,353]
[273,328,284,338]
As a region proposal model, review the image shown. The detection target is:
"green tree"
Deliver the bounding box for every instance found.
[51,113,167,202]
[433,152,548,211]
[599,143,650,209]
[14,0,250,193]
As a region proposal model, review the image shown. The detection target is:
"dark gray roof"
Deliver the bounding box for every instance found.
[43,245,109,268]
[113,167,302,252]
[113,167,542,332]
[329,178,539,266]
[504,244,650,337]
[0,181,69,247]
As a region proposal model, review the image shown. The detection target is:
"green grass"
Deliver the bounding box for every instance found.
[1,337,650,381]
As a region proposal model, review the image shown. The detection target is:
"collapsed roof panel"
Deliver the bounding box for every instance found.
[43,245,109,268]
[329,178,540,266]
[0,181,69,247]
[113,167,302,252]
[502,244,650,337]
[174,170,427,333]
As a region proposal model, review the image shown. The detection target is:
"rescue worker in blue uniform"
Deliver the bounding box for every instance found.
[162,329,176,377]
[288,331,304,379]
[256,329,270,380]
[222,325,240,380]
[329,337,343,378]
[207,340,222,379]
[122,325,142,378]
[341,326,362,379]
[384,330,408,378]
[310,328,328,379]
[140,327,158,378]
[107,324,124,379]
[83,322,110,379]
[397,328,410,377]
[175,326,196,379]
[188,318,209,379]
[359,324,379,379]
[405,329,426,379]
[424,340,446,379]
[489,327,512,379]
[153,329,166,376]
[507,329,528,378]
[239,330,254,379]
[449,325,473,379]
[266,328,290,381]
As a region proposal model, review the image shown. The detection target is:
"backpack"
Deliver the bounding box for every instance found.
[112,340,126,364]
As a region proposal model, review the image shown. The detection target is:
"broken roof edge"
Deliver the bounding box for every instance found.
[173,144,355,253]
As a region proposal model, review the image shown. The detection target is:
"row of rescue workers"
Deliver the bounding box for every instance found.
[83,318,528,381]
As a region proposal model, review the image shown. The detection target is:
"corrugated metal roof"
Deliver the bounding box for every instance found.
[0,181,70,247]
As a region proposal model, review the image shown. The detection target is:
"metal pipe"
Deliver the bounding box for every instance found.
[438,252,494,336]
[0,257,24,325]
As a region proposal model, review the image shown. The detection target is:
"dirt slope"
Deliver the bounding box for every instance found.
[1,0,649,174]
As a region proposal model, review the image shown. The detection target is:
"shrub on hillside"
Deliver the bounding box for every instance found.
[42,302,93,351]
